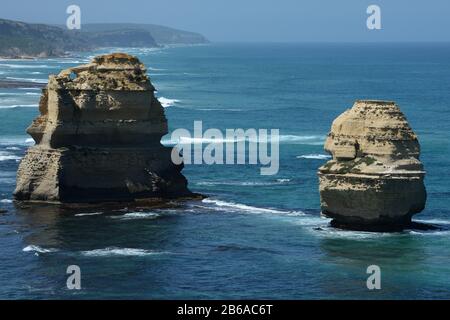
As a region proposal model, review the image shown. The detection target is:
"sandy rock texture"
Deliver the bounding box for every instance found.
[318,100,426,231]
[14,53,193,203]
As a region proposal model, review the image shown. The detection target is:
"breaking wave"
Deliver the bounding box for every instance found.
[158,97,180,108]
[75,212,103,217]
[81,247,166,257]
[196,179,292,187]
[279,135,325,145]
[0,137,33,146]
[6,77,48,84]
[23,245,58,253]
[414,218,450,225]
[0,64,54,69]
[0,151,21,161]
[111,212,160,220]
[201,198,304,216]
[297,154,331,160]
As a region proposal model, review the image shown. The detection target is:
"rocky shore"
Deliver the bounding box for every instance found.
[14,53,195,203]
[318,100,427,231]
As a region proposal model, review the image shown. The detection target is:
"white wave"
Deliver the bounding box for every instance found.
[408,230,450,236]
[0,151,21,161]
[81,247,164,257]
[0,64,53,69]
[148,67,166,71]
[1,199,13,203]
[0,104,39,109]
[290,215,331,227]
[0,136,33,146]
[196,179,291,187]
[0,92,40,96]
[6,77,48,84]
[297,154,331,160]
[414,219,450,225]
[202,198,304,216]
[75,212,103,217]
[23,245,58,253]
[46,59,88,64]
[158,97,180,108]
[279,135,325,145]
[314,227,392,239]
[5,147,20,150]
[111,212,160,220]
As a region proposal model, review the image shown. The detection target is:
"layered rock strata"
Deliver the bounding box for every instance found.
[14,53,192,203]
[318,100,426,231]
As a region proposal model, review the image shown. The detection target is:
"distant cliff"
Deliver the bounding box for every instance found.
[0,19,90,58]
[81,23,209,45]
[0,18,208,58]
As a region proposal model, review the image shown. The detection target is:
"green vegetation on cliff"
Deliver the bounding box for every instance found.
[0,18,208,58]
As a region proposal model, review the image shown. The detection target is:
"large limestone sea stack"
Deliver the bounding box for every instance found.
[14,53,192,203]
[318,100,426,231]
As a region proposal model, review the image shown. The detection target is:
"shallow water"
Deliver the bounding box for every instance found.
[0,43,449,299]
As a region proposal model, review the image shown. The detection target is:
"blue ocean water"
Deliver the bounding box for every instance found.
[0,43,449,299]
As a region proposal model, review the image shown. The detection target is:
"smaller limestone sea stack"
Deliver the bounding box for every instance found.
[14,53,193,203]
[318,100,426,231]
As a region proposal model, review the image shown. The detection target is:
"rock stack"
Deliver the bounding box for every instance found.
[318,100,426,231]
[14,53,193,203]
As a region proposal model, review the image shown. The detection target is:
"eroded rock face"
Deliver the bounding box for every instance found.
[318,100,426,231]
[14,53,193,203]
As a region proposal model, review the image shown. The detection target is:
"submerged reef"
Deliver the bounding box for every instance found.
[318,100,426,231]
[14,53,193,203]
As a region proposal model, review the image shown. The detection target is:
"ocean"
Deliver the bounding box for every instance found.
[0,43,449,299]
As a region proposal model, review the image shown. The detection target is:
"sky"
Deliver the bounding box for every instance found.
[1,0,450,42]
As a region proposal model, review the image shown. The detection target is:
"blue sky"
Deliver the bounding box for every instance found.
[1,0,450,42]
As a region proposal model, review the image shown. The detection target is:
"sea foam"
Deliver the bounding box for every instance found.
[196,179,292,187]
[111,212,160,220]
[81,247,165,257]
[23,245,58,253]
[158,97,180,108]
[6,77,48,83]
[202,198,304,216]
[0,151,21,161]
[297,154,331,160]
[75,212,103,217]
